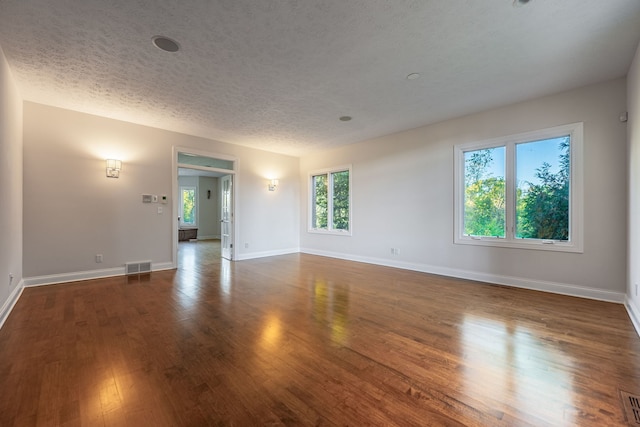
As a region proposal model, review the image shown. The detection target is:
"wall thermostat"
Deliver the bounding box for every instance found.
[142,194,152,203]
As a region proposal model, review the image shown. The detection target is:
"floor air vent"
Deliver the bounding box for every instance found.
[620,390,640,425]
[125,261,152,275]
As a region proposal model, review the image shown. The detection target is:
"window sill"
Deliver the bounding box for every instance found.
[454,237,583,253]
[308,229,352,237]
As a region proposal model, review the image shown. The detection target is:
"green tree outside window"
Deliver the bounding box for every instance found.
[181,187,196,225]
[310,169,350,232]
[463,137,570,241]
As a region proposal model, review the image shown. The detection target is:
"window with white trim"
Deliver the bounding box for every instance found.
[309,166,352,235]
[454,122,583,252]
[179,186,197,227]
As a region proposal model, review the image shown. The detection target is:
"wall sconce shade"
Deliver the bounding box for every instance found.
[268,179,279,191]
[106,159,122,178]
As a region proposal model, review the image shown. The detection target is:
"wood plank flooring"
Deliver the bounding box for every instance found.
[1,240,639,426]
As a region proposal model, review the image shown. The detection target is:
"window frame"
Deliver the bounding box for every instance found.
[454,122,583,253]
[179,185,197,227]
[308,165,353,236]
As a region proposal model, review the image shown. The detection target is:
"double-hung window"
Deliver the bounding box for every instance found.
[454,122,583,252]
[309,166,352,235]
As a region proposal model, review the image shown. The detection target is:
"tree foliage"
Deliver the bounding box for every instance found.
[464,149,505,237]
[312,171,349,230]
[464,176,505,237]
[332,171,350,230]
[182,188,196,224]
[464,138,570,240]
[313,175,328,229]
[516,137,570,240]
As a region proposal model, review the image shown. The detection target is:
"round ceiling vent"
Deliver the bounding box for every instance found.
[152,36,180,53]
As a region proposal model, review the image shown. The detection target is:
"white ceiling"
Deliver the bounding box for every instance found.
[1,1,639,156]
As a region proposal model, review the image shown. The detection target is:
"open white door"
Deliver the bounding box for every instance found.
[221,175,233,260]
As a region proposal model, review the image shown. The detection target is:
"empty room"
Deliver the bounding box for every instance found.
[1,1,640,426]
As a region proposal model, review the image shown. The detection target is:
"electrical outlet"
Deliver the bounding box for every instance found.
[9,273,13,287]
[244,243,249,248]
[390,248,400,255]
[96,254,103,263]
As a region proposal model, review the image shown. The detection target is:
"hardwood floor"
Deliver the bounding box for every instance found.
[1,240,639,426]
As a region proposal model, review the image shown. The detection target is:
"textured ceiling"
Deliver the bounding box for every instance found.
[1,1,639,156]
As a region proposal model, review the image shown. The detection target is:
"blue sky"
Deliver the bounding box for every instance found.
[471,136,568,188]
[516,137,568,187]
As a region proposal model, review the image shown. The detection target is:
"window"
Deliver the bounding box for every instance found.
[179,186,197,227]
[454,123,583,252]
[309,166,352,234]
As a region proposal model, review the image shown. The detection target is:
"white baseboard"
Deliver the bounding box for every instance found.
[235,247,300,261]
[6,249,636,335]
[300,248,626,304]
[24,262,175,287]
[152,262,175,271]
[625,297,640,338]
[0,279,24,330]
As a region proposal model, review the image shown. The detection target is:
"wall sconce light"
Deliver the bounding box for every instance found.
[268,179,279,191]
[106,159,122,178]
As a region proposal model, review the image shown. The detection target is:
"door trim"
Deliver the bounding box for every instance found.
[220,174,233,260]
[172,146,238,268]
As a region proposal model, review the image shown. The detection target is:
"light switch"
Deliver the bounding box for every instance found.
[152,195,158,203]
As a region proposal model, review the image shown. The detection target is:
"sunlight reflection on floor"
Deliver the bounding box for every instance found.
[461,313,574,424]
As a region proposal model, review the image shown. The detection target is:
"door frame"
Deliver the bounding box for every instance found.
[172,146,238,267]
[220,174,233,260]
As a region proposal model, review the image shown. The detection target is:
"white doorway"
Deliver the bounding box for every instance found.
[172,147,237,267]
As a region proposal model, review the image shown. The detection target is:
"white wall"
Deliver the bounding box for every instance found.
[301,78,628,302]
[178,176,198,187]
[627,42,640,332]
[235,148,300,258]
[198,176,219,239]
[0,45,23,325]
[23,102,300,282]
